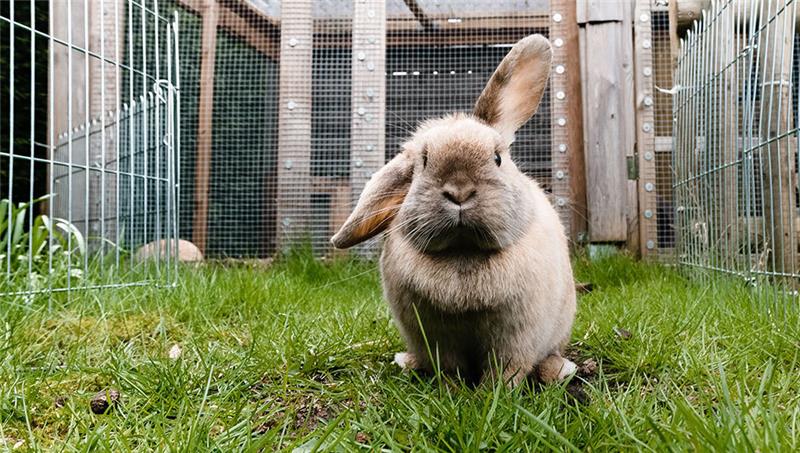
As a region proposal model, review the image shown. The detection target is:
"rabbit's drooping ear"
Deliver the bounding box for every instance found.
[331,152,414,249]
[473,35,552,143]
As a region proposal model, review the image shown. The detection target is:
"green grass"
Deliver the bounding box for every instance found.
[1,253,799,451]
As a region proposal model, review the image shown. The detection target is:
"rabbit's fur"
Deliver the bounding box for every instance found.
[332,35,576,387]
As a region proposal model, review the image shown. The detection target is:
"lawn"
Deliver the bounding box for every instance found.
[1,252,799,451]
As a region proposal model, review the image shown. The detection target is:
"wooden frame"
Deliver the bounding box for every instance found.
[633,0,658,257]
[550,0,586,245]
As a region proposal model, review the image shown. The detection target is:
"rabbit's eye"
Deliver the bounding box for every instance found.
[494,152,502,167]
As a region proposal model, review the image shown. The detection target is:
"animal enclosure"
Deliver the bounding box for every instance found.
[6,0,799,298]
[673,0,800,292]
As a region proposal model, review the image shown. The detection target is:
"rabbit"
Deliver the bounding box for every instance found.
[331,35,577,387]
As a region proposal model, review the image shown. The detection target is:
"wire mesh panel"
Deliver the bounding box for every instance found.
[673,0,800,294]
[171,0,557,258]
[0,1,179,299]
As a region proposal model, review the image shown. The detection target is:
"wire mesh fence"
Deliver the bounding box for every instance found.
[170,0,558,258]
[673,0,800,293]
[0,1,179,299]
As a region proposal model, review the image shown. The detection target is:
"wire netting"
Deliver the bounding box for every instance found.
[673,0,800,294]
[169,0,555,258]
[0,0,179,298]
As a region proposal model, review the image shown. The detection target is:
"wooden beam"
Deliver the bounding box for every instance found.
[192,0,219,254]
[634,0,658,257]
[550,0,586,245]
[275,0,313,251]
[178,0,279,60]
[349,0,387,256]
[402,0,433,29]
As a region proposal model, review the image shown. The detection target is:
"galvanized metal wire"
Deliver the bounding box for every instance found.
[0,1,180,300]
[673,0,800,295]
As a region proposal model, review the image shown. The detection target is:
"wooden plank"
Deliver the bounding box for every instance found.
[757,0,797,279]
[349,0,387,255]
[192,0,219,254]
[551,0,586,245]
[622,0,638,255]
[577,0,625,24]
[581,21,628,242]
[275,0,313,251]
[633,0,657,257]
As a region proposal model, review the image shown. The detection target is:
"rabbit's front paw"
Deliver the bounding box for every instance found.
[393,352,419,371]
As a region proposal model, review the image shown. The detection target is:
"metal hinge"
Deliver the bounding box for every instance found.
[627,155,638,180]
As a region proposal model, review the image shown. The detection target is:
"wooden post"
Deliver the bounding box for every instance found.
[577,2,629,243]
[633,0,658,257]
[276,0,313,251]
[192,0,218,254]
[349,0,387,255]
[757,0,797,279]
[550,0,586,246]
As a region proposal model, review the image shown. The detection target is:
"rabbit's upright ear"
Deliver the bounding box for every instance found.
[473,35,552,143]
[331,152,414,249]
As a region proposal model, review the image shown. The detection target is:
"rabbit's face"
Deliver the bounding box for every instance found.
[332,35,551,251]
[397,115,533,252]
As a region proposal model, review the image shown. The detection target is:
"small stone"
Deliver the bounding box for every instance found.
[90,389,120,414]
[578,358,598,377]
[54,396,67,408]
[168,344,182,360]
[355,432,370,444]
[614,327,632,340]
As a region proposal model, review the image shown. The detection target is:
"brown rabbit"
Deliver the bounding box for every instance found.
[331,35,576,387]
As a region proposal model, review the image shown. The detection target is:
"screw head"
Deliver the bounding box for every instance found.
[644,151,654,161]
[287,100,297,110]
[646,240,655,250]
[553,13,562,22]
[556,91,566,100]
[282,217,291,227]
[357,107,366,116]
[643,40,651,49]
[643,67,652,76]
[557,117,567,126]
[555,65,565,74]
[367,62,375,71]
[355,159,363,168]
[556,198,567,207]
[645,182,655,192]
[289,37,298,47]
[284,159,293,169]
[643,122,652,132]
[357,51,366,61]
[558,144,567,153]
[640,13,649,22]
[556,170,565,179]
[554,38,564,47]
[644,96,653,106]
[644,209,653,218]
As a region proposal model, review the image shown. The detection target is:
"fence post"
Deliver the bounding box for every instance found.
[192,0,218,254]
[757,0,797,280]
[550,0,586,246]
[348,0,387,256]
[276,0,313,252]
[633,0,657,257]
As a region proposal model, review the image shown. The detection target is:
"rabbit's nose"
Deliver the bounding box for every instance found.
[442,183,477,206]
